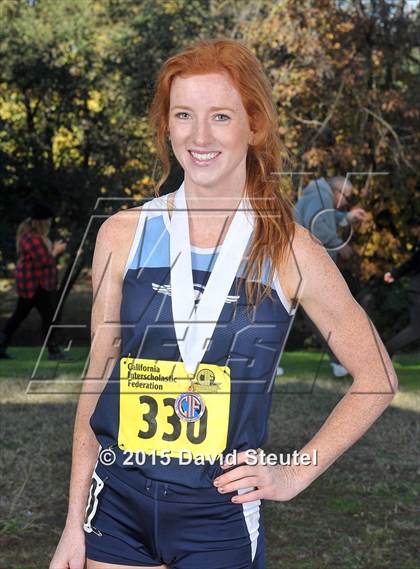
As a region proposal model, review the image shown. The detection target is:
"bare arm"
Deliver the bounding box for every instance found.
[284,224,398,489]
[66,209,140,527]
[49,208,141,569]
[214,224,398,502]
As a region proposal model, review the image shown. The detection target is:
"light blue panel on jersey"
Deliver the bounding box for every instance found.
[127,207,274,285]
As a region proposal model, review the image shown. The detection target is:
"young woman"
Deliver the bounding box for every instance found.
[0,201,67,360]
[50,39,397,569]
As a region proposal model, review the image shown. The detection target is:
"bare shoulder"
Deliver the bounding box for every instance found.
[92,206,143,280]
[290,222,331,266]
[96,206,142,250]
[280,222,341,304]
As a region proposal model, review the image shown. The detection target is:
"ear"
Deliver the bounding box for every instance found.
[249,129,264,146]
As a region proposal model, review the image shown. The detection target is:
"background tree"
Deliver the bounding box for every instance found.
[0,0,418,340]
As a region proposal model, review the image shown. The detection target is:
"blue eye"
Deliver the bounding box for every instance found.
[214,114,230,121]
[175,112,190,119]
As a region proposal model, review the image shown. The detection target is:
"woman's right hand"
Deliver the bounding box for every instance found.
[49,521,86,569]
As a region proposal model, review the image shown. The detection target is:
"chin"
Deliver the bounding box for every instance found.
[185,171,224,189]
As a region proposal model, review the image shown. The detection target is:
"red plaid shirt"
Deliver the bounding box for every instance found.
[16,232,58,298]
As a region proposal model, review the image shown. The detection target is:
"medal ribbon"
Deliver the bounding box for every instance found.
[170,182,254,374]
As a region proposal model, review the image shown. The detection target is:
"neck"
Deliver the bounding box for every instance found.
[183,172,246,213]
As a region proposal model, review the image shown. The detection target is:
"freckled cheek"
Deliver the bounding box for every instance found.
[168,132,187,161]
[224,126,250,149]
[224,135,250,161]
[169,124,194,148]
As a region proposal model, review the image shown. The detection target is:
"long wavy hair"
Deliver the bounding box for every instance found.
[149,38,296,307]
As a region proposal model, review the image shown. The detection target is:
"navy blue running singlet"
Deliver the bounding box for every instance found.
[89,189,296,488]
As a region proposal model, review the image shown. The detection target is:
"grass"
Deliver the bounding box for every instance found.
[0,349,418,568]
[1,347,418,388]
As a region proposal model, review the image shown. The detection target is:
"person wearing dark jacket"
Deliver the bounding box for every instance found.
[384,238,420,357]
[0,202,67,360]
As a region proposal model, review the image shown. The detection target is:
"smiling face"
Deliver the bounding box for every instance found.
[168,72,254,195]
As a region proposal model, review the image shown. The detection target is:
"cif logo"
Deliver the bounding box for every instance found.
[174,392,205,422]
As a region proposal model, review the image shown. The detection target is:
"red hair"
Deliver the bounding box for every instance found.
[149,38,296,306]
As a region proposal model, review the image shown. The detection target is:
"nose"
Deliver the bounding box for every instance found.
[191,118,213,147]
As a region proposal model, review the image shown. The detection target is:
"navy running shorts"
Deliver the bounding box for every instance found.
[84,459,266,568]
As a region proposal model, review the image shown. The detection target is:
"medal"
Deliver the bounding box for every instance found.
[170,182,254,376]
[174,372,206,422]
[174,390,206,422]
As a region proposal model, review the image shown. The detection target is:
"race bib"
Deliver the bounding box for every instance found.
[118,357,231,459]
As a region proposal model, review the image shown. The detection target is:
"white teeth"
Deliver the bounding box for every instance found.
[190,151,219,161]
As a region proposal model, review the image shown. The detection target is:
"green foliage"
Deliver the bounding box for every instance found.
[238,0,419,278]
[0,0,418,304]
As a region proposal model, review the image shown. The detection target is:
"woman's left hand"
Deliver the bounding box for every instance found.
[213,449,307,504]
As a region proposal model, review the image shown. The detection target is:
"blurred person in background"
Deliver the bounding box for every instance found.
[283,176,369,378]
[384,225,420,358]
[0,201,68,360]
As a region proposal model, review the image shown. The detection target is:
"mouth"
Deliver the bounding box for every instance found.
[188,150,221,166]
